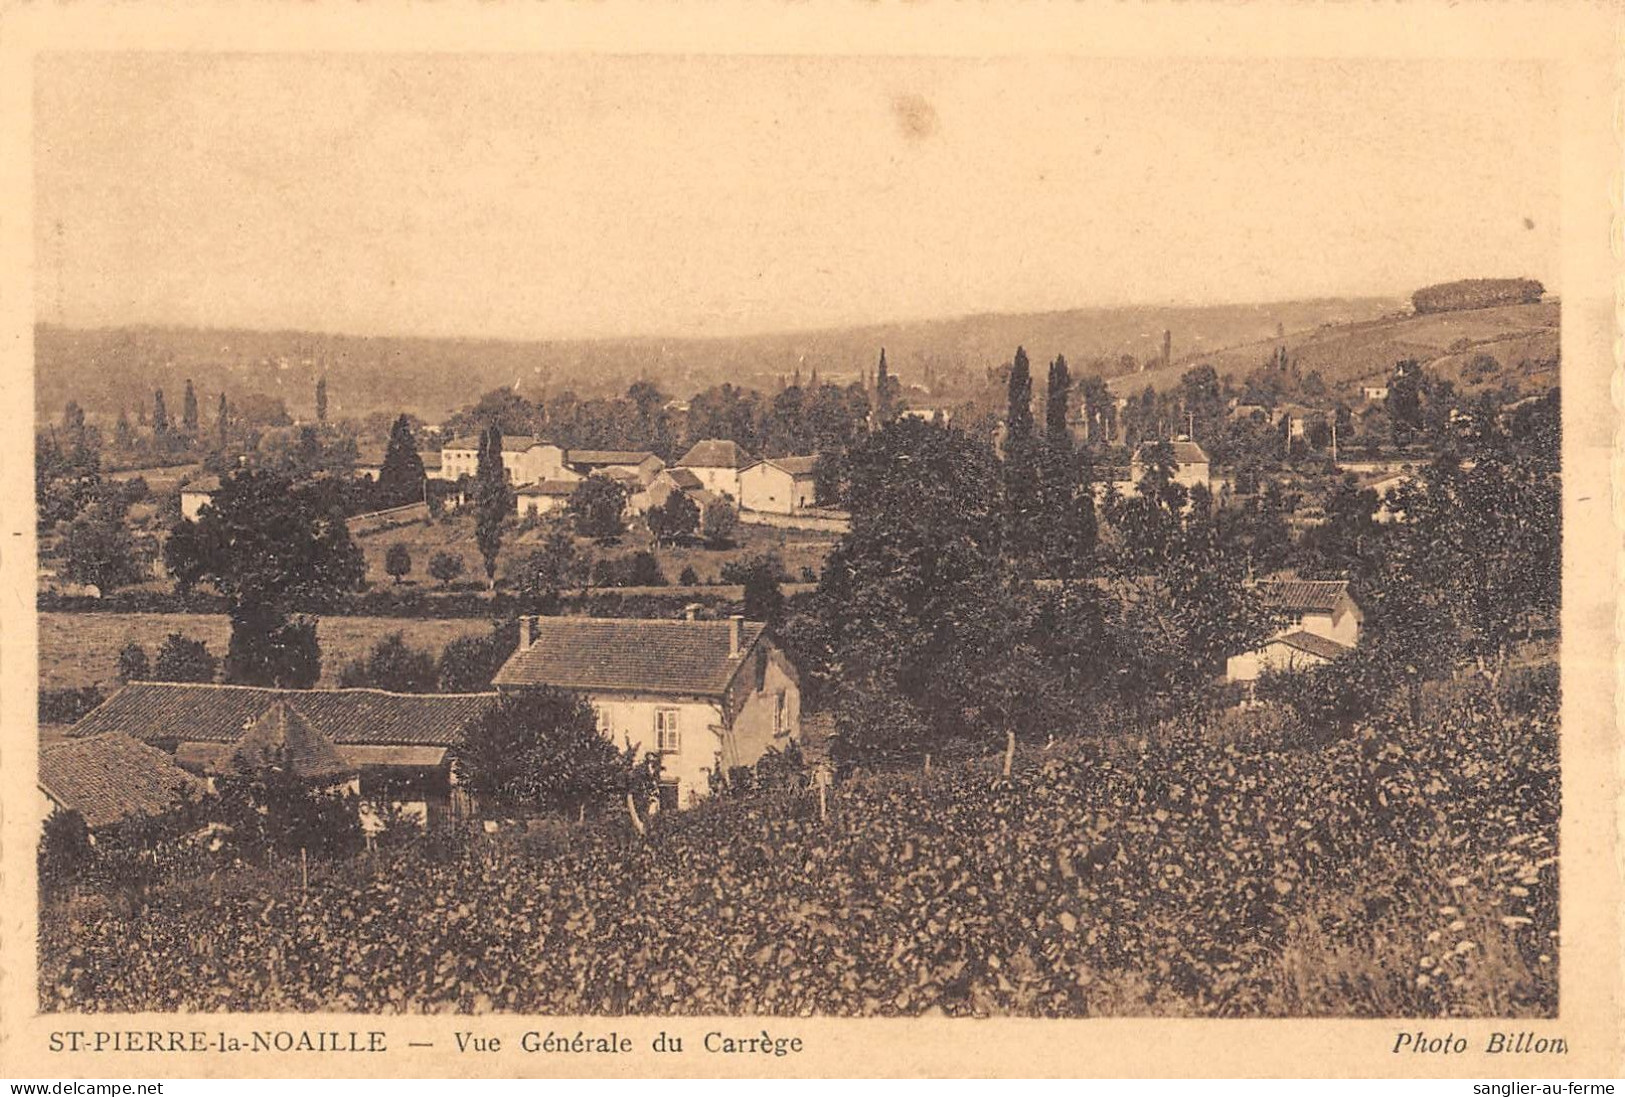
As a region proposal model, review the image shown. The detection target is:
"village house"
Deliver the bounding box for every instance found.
[438,436,575,486]
[514,479,582,519]
[565,450,665,486]
[674,439,754,500]
[39,731,208,833]
[1130,438,1211,492]
[1226,578,1363,686]
[632,466,714,518]
[66,683,498,828]
[1361,384,1390,403]
[492,614,800,810]
[738,455,819,515]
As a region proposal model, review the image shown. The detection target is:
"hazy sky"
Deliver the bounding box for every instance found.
[35,54,1559,340]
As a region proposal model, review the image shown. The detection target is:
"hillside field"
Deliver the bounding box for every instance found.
[37,612,491,695]
[1111,300,1559,397]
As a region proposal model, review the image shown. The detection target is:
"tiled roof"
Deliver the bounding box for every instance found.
[493,617,768,697]
[567,449,658,467]
[661,468,704,491]
[1134,440,1210,466]
[40,732,207,830]
[1257,579,1352,614]
[516,479,581,497]
[69,683,498,748]
[751,455,819,478]
[676,439,753,470]
[1272,630,1354,661]
[218,700,353,780]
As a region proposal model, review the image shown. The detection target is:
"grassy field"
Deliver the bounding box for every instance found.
[38,612,492,694]
[355,512,837,588]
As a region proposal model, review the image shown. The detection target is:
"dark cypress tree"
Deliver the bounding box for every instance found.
[474,425,510,590]
[1003,347,1041,572]
[216,393,229,448]
[1044,355,1071,444]
[113,410,132,450]
[874,348,897,424]
[152,389,170,436]
[316,375,329,423]
[182,379,200,436]
[377,414,427,507]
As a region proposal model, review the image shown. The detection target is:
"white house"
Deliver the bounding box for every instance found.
[179,475,221,521]
[674,439,754,501]
[514,479,581,519]
[566,450,665,486]
[492,614,801,810]
[439,436,577,486]
[1130,439,1211,493]
[1362,385,1390,403]
[738,455,819,515]
[1227,578,1362,685]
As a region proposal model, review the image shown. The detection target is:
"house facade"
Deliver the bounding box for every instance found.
[739,456,819,515]
[674,439,753,500]
[514,479,581,519]
[179,476,221,521]
[439,437,575,486]
[1130,439,1211,492]
[566,450,665,486]
[1227,578,1362,685]
[492,614,800,809]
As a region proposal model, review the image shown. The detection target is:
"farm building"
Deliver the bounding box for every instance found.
[674,439,754,500]
[565,450,665,486]
[738,455,819,515]
[1227,578,1362,685]
[179,475,221,521]
[632,467,713,518]
[515,479,581,519]
[438,437,575,486]
[493,614,800,810]
[66,683,497,829]
[1130,439,1210,492]
[39,731,208,832]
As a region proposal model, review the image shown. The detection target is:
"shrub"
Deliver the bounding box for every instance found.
[152,632,219,684]
[116,641,151,684]
[385,543,413,585]
[338,632,438,693]
[428,551,465,588]
[679,565,700,586]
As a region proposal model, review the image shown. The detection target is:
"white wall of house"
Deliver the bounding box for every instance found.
[515,492,571,519]
[1280,601,1361,647]
[739,464,816,515]
[1226,642,1333,683]
[687,466,742,499]
[589,694,726,807]
[721,654,801,772]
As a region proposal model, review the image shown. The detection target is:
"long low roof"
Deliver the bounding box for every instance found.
[70,682,498,748]
[493,616,768,697]
[41,732,208,829]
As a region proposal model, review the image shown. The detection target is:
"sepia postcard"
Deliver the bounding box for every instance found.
[0,0,1620,1080]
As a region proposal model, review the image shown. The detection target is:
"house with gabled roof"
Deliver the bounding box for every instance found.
[1130,438,1211,492]
[493,613,800,810]
[739,455,819,515]
[439,436,575,486]
[40,731,208,832]
[565,449,665,486]
[67,682,499,827]
[1226,578,1362,687]
[674,439,754,500]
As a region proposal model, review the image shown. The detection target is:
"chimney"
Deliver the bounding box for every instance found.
[683,602,703,622]
[520,615,539,647]
[728,614,743,656]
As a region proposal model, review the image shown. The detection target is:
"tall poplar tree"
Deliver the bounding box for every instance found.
[216,393,230,448]
[474,425,510,590]
[152,389,170,436]
[1003,347,1041,572]
[182,379,200,436]
[316,376,329,423]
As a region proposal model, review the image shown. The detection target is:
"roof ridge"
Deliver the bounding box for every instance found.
[119,680,500,701]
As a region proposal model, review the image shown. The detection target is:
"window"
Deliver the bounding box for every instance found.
[656,708,680,753]
[593,704,613,737]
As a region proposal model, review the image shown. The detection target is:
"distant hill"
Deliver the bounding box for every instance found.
[35,296,1401,425]
[1109,299,1559,399]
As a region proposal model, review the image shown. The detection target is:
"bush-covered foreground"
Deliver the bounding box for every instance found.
[42,686,1556,1017]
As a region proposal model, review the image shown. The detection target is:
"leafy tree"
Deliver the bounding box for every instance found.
[376,414,427,508]
[437,621,519,693]
[648,489,700,548]
[151,632,218,683]
[182,380,199,436]
[428,550,465,588]
[701,495,739,546]
[567,473,629,540]
[61,501,141,593]
[213,765,362,860]
[740,560,786,626]
[1386,360,1424,444]
[162,518,209,594]
[338,632,436,693]
[515,525,589,605]
[116,642,150,683]
[224,608,321,688]
[315,376,328,423]
[385,543,412,585]
[451,689,658,817]
[473,426,511,589]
